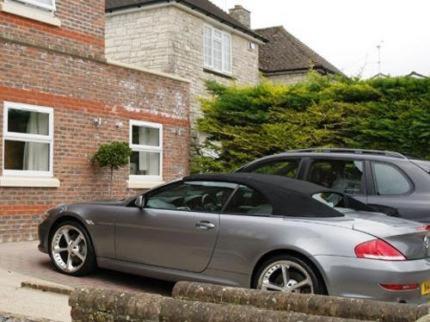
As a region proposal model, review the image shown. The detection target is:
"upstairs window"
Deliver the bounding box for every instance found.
[12,0,56,11]
[204,25,232,74]
[3,102,54,177]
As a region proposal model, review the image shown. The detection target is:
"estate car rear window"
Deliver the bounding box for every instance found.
[372,162,411,195]
[247,159,300,179]
[308,160,365,195]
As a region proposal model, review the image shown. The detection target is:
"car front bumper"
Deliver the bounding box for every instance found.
[38,219,50,254]
[316,255,430,304]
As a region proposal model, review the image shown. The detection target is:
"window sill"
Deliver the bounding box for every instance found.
[0,1,61,27]
[203,68,235,80]
[128,179,165,190]
[0,176,60,188]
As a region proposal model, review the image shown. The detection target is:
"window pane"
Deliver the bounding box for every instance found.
[204,27,212,67]
[130,151,160,176]
[223,33,231,72]
[36,0,54,5]
[374,163,411,195]
[146,181,235,213]
[8,109,49,136]
[4,140,50,171]
[309,160,364,195]
[132,126,160,147]
[252,159,300,178]
[213,39,222,71]
[224,185,272,216]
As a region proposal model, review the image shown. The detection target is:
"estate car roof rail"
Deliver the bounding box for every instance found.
[287,148,408,159]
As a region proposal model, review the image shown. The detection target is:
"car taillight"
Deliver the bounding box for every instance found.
[379,283,419,291]
[355,239,406,261]
[417,225,430,231]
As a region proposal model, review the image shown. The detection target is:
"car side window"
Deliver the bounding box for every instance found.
[146,181,236,213]
[224,185,273,216]
[249,159,300,179]
[308,160,365,195]
[373,162,411,195]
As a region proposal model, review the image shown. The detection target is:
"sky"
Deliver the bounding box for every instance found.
[211,0,430,78]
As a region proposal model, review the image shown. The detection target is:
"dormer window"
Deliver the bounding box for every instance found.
[203,25,232,75]
[11,0,56,11]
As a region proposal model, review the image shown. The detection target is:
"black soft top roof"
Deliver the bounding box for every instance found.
[184,173,343,218]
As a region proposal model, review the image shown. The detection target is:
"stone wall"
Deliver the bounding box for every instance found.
[69,288,368,322]
[106,4,260,124]
[173,282,430,322]
[69,284,430,322]
[264,71,308,85]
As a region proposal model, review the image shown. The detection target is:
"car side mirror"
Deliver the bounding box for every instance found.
[135,195,145,209]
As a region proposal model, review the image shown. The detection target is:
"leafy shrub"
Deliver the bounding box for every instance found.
[193,73,430,173]
[92,142,132,196]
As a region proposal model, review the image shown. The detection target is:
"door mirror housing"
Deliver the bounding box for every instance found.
[135,195,145,209]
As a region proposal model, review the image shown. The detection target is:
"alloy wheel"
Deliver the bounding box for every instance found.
[51,225,88,274]
[257,260,314,293]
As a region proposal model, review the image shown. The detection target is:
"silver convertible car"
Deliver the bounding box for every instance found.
[38,174,430,303]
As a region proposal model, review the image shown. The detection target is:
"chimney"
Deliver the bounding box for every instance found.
[229,5,251,28]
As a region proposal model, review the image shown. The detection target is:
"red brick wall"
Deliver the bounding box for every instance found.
[0,1,191,242]
[0,0,105,59]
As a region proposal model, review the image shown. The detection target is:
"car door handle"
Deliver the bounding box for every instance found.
[195,221,216,231]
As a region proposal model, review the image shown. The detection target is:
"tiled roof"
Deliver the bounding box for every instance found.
[256,26,341,74]
[106,0,265,41]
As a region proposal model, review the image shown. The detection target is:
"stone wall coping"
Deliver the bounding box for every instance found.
[107,59,191,84]
[172,282,430,322]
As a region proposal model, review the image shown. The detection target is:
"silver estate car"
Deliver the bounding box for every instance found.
[38,174,430,303]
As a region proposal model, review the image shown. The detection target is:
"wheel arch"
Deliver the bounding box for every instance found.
[48,213,95,254]
[250,248,329,294]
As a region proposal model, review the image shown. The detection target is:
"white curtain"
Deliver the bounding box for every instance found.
[138,127,160,176]
[23,113,49,171]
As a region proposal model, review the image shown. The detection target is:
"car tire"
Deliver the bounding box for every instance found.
[49,220,96,276]
[253,255,325,295]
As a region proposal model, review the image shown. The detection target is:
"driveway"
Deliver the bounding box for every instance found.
[0,241,174,295]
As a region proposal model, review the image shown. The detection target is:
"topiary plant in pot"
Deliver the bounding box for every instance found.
[92,141,132,198]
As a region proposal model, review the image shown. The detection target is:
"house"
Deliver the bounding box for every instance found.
[105,1,341,125]
[256,26,342,84]
[105,1,265,126]
[0,0,190,242]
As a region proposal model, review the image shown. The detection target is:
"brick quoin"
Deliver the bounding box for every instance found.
[0,0,191,243]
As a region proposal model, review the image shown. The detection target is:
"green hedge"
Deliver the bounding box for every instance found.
[192,73,430,173]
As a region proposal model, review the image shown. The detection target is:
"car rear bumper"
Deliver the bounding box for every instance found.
[315,255,430,304]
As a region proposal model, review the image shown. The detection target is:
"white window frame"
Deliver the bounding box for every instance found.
[129,120,163,182]
[2,102,54,178]
[9,0,56,11]
[203,24,233,75]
